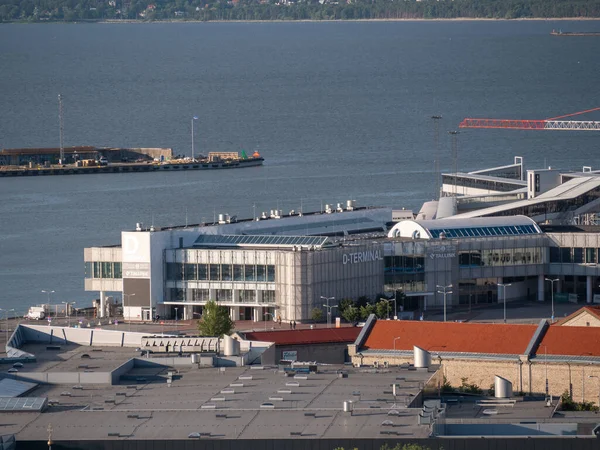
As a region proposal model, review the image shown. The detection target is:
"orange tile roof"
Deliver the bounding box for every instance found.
[554,306,600,326]
[538,326,600,357]
[362,320,538,355]
[243,327,361,346]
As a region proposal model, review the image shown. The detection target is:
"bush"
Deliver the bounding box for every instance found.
[459,377,482,395]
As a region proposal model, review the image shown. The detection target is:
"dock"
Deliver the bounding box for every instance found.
[0,146,263,177]
[0,158,263,177]
[551,30,600,36]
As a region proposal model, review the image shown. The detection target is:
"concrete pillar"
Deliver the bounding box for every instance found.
[230,307,240,321]
[209,288,216,302]
[537,275,545,302]
[99,291,106,318]
[233,289,240,304]
[256,290,263,304]
[253,307,261,322]
[557,279,562,294]
[587,276,593,304]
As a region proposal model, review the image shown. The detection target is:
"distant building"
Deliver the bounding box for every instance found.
[555,305,600,327]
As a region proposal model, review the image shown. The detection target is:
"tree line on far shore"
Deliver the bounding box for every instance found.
[2,0,600,23]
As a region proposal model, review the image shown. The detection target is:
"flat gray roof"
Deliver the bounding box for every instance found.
[0,362,436,441]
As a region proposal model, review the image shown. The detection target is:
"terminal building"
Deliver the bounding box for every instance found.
[84,194,600,322]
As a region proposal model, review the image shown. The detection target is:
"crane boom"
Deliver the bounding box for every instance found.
[459,106,600,131]
[459,118,600,130]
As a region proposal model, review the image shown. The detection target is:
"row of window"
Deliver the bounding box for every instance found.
[85,262,122,279]
[166,263,276,282]
[429,225,538,239]
[550,247,599,264]
[442,175,523,192]
[459,248,543,267]
[167,288,276,303]
[384,256,425,273]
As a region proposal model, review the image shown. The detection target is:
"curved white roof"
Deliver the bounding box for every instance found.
[388,215,541,239]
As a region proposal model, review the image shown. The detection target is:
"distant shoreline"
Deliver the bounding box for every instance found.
[99,17,600,24]
[3,17,600,24]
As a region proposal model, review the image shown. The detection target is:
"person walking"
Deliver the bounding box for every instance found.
[292,320,296,330]
[289,321,293,329]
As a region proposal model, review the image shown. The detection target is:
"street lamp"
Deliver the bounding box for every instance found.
[545,278,558,322]
[498,283,511,324]
[191,116,199,161]
[588,375,600,409]
[264,312,274,331]
[123,294,136,332]
[320,296,336,328]
[381,295,397,320]
[436,284,452,322]
[41,290,55,306]
[393,337,401,350]
[174,307,180,328]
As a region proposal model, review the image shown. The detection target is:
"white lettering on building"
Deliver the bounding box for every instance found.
[342,250,383,265]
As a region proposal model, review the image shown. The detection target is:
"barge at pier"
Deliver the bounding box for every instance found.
[551,30,600,36]
[0,146,263,177]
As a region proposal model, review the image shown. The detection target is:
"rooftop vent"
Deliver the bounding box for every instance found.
[413,346,431,369]
[346,200,356,210]
[494,375,513,398]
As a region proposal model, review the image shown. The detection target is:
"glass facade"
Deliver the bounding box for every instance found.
[429,225,538,239]
[384,255,426,292]
[166,287,275,303]
[550,247,600,264]
[166,263,276,282]
[458,248,543,267]
[85,261,122,279]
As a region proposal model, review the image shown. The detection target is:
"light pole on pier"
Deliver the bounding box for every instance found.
[191,116,198,161]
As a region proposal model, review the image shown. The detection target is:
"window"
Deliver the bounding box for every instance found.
[240,290,256,303]
[233,265,243,281]
[85,262,92,279]
[166,263,183,281]
[93,262,101,278]
[262,291,276,303]
[191,289,209,302]
[256,265,266,282]
[169,288,185,301]
[550,247,560,263]
[113,262,122,279]
[198,264,208,280]
[221,264,232,281]
[267,265,275,282]
[184,263,196,281]
[209,264,221,281]
[586,248,596,264]
[560,248,572,263]
[245,265,256,281]
[216,289,232,302]
[101,262,112,278]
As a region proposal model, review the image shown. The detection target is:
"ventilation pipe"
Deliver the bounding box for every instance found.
[494,375,513,398]
[413,346,431,369]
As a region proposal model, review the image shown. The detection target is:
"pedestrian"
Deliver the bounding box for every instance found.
[292,320,296,330]
[277,315,282,327]
[289,321,293,329]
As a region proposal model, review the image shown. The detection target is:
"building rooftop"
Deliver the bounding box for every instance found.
[241,327,361,346]
[554,305,600,325]
[362,321,538,355]
[538,325,600,357]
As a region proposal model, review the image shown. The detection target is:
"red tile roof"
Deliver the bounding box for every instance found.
[554,306,600,326]
[538,326,600,357]
[362,320,538,355]
[243,327,361,346]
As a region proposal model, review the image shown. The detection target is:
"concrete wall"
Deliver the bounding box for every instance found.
[12,371,112,385]
[21,325,145,348]
[111,359,136,385]
[349,349,600,405]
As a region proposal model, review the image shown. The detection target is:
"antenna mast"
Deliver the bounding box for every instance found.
[58,94,64,164]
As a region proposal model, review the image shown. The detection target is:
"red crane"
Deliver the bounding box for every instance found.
[459,106,600,130]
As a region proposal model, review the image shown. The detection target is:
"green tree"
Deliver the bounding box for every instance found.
[197,300,234,337]
[359,303,375,320]
[341,305,360,324]
[375,299,391,319]
[311,307,323,323]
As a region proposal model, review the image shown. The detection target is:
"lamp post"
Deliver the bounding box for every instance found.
[393,337,401,351]
[320,296,336,328]
[588,375,600,409]
[191,116,198,161]
[545,278,558,322]
[41,290,55,307]
[436,284,452,322]
[498,283,511,324]
[174,307,180,329]
[381,295,397,320]
[123,294,136,332]
[264,312,274,331]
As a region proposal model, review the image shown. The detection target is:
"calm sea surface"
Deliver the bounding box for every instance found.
[1,20,600,312]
